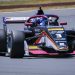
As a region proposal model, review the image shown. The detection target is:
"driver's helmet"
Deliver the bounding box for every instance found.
[40,17,43,22]
[48,17,52,22]
[48,17,53,25]
[37,17,40,20]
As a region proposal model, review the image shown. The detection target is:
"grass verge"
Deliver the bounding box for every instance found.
[0,5,75,12]
[0,0,75,12]
[0,0,75,6]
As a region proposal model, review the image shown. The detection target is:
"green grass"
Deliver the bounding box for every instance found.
[0,0,75,6]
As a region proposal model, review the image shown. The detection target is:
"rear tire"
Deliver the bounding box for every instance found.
[72,40,75,50]
[0,29,7,53]
[66,30,75,53]
[10,31,25,58]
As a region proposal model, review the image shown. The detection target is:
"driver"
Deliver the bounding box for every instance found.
[39,17,45,26]
[31,17,45,26]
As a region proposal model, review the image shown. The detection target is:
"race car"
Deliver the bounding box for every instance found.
[0,14,75,58]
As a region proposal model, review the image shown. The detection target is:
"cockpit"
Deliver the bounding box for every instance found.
[25,15,59,27]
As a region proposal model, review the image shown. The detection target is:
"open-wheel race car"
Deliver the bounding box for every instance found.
[0,14,75,58]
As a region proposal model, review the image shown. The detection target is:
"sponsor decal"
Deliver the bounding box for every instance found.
[48,28,64,31]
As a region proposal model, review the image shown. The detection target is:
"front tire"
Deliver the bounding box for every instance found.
[10,31,25,58]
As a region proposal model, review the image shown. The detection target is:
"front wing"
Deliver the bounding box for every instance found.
[28,45,75,56]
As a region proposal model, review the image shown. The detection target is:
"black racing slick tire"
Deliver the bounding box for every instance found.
[72,40,75,50]
[66,30,75,52]
[68,40,75,52]
[10,31,25,58]
[0,29,7,53]
[71,40,75,51]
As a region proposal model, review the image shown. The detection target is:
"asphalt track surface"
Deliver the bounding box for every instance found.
[0,56,75,75]
[0,8,75,75]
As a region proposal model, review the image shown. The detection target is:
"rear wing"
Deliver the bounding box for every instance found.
[3,17,29,23]
[3,17,30,33]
